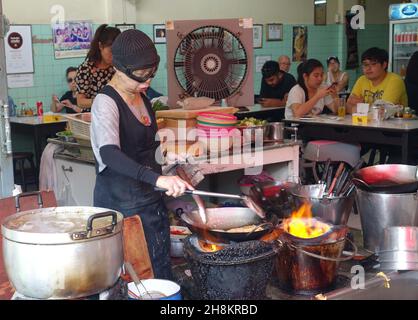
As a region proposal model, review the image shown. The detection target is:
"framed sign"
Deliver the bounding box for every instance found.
[292,26,308,62]
[4,25,34,74]
[253,24,263,48]
[266,23,283,41]
[115,24,136,32]
[153,24,166,44]
[52,21,93,59]
[314,1,327,25]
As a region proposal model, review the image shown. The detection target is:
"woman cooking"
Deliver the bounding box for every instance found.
[90,29,193,280]
[75,24,121,110]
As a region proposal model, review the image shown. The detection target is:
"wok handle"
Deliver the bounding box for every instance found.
[154,187,243,200]
[351,177,371,190]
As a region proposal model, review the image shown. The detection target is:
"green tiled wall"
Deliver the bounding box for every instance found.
[7,23,390,109]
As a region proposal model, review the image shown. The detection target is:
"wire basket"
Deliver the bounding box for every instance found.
[64,113,91,140]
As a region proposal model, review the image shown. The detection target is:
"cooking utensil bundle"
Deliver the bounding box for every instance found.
[317,159,363,198]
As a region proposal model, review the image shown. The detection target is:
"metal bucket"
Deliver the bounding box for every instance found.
[290,184,355,225]
[355,188,418,253]
[274,225,356,295]
[378,226,418,271]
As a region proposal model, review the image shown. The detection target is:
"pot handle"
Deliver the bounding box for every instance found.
[277,237,358,262]
[15,191,43,212]
[87,211,118,232]
[72,211,118,240]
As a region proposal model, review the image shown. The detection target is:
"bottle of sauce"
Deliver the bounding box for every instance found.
[36,101,44,116]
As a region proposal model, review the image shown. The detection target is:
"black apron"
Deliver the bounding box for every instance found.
[93,85,172,280]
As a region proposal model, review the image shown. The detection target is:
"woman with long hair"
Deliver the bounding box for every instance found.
[75,24,121,110]
[285,59,338,118]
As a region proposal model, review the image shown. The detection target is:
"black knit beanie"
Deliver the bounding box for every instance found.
[112,29,160,72]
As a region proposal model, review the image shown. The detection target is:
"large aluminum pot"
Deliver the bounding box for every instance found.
[355,189,418,253]
[1,206,124,299]
[290,184,355,225]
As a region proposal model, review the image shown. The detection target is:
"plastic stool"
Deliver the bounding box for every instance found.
[12,152,37,192]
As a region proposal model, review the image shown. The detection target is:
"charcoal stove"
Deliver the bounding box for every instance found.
[184,235,276,300]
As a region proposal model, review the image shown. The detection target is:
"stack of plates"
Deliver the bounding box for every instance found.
[196,112,239,152]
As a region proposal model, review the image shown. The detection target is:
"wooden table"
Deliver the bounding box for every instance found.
[283,115,418,164]
[10,116,67,172]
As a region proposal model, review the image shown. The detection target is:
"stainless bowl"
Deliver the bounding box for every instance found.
[238,125,270,144]
[170,237,185,258]
[170,226,190,258]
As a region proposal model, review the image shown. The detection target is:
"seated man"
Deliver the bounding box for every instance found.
[259,60,296,108]
[278,55,292,73]
[347,47,408,113]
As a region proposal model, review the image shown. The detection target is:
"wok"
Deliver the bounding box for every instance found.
[352,164,418,194]
[180,207,272,243]
[250,180,299,218]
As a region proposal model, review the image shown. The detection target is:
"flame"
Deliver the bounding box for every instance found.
[283,203,331,239]
[198,239,225,252]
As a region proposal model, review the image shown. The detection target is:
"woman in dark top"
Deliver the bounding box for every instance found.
[51,67,82,114]
[90,30,193,280]
[405,51,418,113]
[75,24,121,111]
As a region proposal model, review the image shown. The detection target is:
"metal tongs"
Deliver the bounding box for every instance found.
[154,187,266,221]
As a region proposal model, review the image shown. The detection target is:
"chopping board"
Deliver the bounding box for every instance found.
[122,216,154,280]
[156,107,238,119]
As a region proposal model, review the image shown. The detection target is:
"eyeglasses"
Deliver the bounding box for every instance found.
[362,61,379,69]
[67,77,75,83]
[130,66,158,83]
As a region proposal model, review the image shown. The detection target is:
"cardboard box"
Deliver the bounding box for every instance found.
[352,113,368,125]
[43,114,63,123]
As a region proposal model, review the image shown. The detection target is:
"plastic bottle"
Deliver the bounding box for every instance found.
[400,64,407,78]
[36,101,43,116]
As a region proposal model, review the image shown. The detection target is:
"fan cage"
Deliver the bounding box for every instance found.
[173,25,248,101]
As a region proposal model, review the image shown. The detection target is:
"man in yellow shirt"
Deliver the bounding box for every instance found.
[347,47,408,113]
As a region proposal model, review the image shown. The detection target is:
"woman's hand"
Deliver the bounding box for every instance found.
[314,87,333,100]
[156,175,194,198]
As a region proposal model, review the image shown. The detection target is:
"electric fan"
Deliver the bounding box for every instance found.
[166,18,254,107]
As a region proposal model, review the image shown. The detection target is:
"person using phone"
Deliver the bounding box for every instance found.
[285,59,338,119]
[259,60,296,108]
[324,56,349,94]
[51,67,83,114]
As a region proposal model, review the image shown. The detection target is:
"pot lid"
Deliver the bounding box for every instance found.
[1,206,124,245]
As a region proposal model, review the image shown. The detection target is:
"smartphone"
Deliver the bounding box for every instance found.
[328,82,338,89]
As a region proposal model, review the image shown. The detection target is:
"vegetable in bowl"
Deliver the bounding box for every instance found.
[237,117,268,127]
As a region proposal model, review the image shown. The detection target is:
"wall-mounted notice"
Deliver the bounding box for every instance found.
[4,25,34,74]
[255,55,272,73]
[7,74,34,89]
[53,21,93,59]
